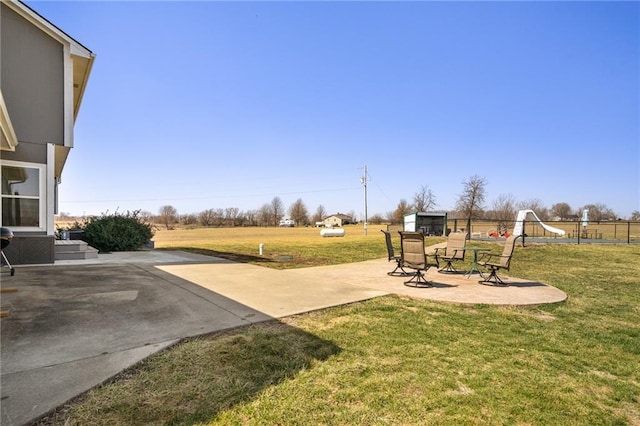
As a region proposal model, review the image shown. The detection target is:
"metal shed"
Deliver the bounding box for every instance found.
[403,212,448,236]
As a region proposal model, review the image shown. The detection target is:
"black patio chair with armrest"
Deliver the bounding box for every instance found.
[477,234,521,286]
[434,231,467,273]
[381,229,410,276]
[399,231,439,287]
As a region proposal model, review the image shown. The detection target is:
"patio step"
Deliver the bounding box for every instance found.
[54,240,99,261]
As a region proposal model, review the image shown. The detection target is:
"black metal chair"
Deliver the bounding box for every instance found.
[1,227,15,276]
[381,229,410,276]
[399,231,439,287]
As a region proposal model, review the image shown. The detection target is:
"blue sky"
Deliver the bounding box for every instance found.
[26,1,639,219]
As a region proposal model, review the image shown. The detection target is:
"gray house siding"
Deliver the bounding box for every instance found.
[1,5,64,147]
[1,3,58,262]
[1,1,93,265]
[1,141,47,164]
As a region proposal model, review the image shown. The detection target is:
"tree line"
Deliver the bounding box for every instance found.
[153,198,357,230]
[141,174,635,229]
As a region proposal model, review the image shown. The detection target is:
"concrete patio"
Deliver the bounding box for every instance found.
[0,251,566,425]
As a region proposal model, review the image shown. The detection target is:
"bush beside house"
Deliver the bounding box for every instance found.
[78,210,154,253]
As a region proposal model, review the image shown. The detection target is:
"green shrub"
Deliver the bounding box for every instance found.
[81,210,155,252]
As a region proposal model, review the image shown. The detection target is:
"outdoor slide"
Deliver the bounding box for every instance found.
[512,209,566,237]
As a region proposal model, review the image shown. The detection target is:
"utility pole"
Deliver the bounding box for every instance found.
[361,165,368,236]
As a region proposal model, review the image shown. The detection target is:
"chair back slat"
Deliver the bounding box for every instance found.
[500,235,520,268]
[445,232,467,259]
[381,230,395,260]
[400,232,426,269]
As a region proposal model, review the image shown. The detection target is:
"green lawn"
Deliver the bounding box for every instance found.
[41,232,640,425]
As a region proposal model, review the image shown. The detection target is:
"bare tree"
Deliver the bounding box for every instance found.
[368,213,384,225]
[245,209,258,226]
[551,202,572,220]
[213,208,225,226]
[270,197,285,226]
[288,199,309,226]
[181,213,198,226]
[139,210,154,223]
[489,194,517,220]
[199,209,217,226]
[258,204,272,226]
[580,203,617,221]
[311,204,327,224]
[392,199,412,224]
[631,210,640,221]
[385,211,396,223]
[517,198,549,220]
[224,207,240,226]
[488,193,517,234]
[455,175,487,235]
[412,185,437,212]
[234,210,247,227]
[158,205,178,230]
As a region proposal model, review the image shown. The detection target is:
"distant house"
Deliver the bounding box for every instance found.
[1,0,95,264]
[323,213,354,227]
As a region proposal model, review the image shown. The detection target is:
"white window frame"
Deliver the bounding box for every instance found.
[1,160,47,232]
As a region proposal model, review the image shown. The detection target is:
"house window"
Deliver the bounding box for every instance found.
[1,161,46,230]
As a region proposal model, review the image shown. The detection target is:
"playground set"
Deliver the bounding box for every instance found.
[512,209,566,237]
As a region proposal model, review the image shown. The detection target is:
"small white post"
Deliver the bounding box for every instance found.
[259,243,264,255]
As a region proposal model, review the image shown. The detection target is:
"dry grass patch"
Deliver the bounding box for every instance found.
[152,224,438,269]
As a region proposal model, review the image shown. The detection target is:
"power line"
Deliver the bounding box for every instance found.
[60,185,362,204]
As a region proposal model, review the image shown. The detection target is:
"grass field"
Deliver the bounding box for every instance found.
[41,226,640,425]
[152,224,403,268]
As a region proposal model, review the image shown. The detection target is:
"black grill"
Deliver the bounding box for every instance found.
[1,227,15,276]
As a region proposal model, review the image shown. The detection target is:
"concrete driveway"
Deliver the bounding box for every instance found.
[0,251,566,425]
